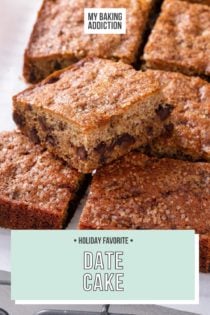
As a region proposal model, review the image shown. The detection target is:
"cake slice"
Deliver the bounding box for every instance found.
[13,58,167,173]
[143,70,210,161]
[143,0,210,77]
[79,152,210,272]
[0,131,85,229]
[24,0,154,83]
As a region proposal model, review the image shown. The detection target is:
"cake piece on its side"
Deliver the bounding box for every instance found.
[143,70,210,161]
[14,58,167,173]
[143,0,210,77]
[24,0,154,83]
[79,152,210,272]
[0,131,85,229]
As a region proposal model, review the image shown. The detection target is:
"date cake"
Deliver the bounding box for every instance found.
[13,58,168,173]
[79,152,210,272]
[143,0,210,77]
[24,0,154,83]
[143,70,210,161]
[0,130,85,229]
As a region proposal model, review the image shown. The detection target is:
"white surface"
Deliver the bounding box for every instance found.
[0,0,43,131]
[0,1,209,314]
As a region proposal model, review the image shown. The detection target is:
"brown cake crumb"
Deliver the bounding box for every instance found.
[0,131,85,229]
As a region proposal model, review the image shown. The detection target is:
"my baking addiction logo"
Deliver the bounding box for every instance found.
[75,236,131,292]
[84,8,126,34]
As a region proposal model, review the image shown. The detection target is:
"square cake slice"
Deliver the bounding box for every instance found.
[79,152,210,231]
[143,0,210,77]
[13,58,167,173]
[143,70,210,161]
[0,131,85,229]
[24,0,154,83]
[79,152,210,271]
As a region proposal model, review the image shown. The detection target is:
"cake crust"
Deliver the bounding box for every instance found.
[143,0,210,77]
[144,70,210,161]
[200,235,210,272]
[180,0,210,4]
[0,131,84,229]
[14,58,166,173]
[24,0,154,83]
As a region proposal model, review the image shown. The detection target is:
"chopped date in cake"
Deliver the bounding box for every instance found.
[155,104,174,121]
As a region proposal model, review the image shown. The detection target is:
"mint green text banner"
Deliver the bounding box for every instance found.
[11,230,196,301]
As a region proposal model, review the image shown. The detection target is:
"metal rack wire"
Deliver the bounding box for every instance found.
[36,305,111,315]
[0,308,9,315]
[0,280,10,286]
